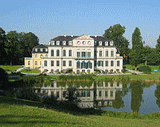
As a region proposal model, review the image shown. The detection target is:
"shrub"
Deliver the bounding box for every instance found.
[138,66,151,74]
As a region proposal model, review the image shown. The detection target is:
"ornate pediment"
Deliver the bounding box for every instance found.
[74,35,94,40]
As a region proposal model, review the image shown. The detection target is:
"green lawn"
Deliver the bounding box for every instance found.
[125,64,160,72]
[20,69,40,73]
[0,96,160,127]
[0,65,22,73]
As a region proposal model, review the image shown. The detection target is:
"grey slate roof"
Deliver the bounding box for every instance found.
[50,35,114,47]
[32,44,48,53]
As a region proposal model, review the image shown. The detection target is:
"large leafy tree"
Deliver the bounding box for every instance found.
[21,32,39,57]
[5,31,19,65]
[0,27,7,64]
[103,24,129,57]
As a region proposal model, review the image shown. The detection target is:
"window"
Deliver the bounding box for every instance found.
[56,61,59,66]
[69,61,72,66]
[44,61,47,66]
[99,91,101,97]
[105,61,108,66]
[82,52,86,57]
[105,91,108,97]
[77,61,80,68]
[51,61,54,66]
[99,41,102,46]
[87,52,91,58]
[88,61,92,69]
[111,61,114,66]
[35,48,38,52]
[98,61,103,66]
[99,51,102,57]
[110,91,113,97]
[69,41,72,45]
[63,50,66,56]
[28,61,30,65]
[35,61,37,65]
[63,61,66,66]
[111,51,114,57]
[105,41,108,46]
[69,50,72,56]
[56,41,60,45]
[77,70,80,74]
[40,54,43,58]
[117,61,120,66]
[105,51,108,57]
[56,50,59,56]
[81,61,85,68]
[40,48,43,52]
[63,41,66,45]
[77,52,80,57]
[35,54,37,58]
[51,50,54,56]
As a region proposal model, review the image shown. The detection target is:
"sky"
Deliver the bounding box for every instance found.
[0,0,160,48]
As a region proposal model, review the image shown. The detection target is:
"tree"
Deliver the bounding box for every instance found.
[129,46,143,70]
[132,27,143,50]
[142,46,152,65]
[103,24,129,56]
[130,81,143,113]
[5,31,20,65]
[21,32,39,57]
[130,27,144,69]
[0,68,8,90]
[0,27,7,64]
[155,85,160,108]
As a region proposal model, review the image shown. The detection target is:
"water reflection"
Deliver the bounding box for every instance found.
[33,81,124,109]
[32,81,160,114]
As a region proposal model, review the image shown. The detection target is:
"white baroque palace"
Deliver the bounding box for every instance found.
[41,35,123,74]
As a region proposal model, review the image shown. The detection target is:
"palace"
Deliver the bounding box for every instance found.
[25,35,123,74]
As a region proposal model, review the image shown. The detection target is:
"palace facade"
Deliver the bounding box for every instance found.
[40,35,123,74]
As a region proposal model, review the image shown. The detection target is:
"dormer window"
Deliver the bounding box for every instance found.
[35,48,38,52]
[94,41,97,46]
[63,41,66,45]
[69,41,72,45]
[45,49,48,52]
[51,41,55,45]
[40,48,43,52]
[99,41,102,46]
[110,41,113,46]
[56,41,60,45]
[105,41,108,46]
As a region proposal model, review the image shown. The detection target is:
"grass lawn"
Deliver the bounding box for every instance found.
[21,69,40,73]
[0,96,160,127]
[0,65,22,73]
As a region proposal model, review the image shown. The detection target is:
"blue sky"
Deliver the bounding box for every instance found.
[0,0,160,47]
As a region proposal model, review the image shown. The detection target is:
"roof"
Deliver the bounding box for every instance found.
[49,35,115,47]
[32,44,48,53]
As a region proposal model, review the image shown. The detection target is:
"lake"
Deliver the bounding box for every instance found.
[32,80,160,114]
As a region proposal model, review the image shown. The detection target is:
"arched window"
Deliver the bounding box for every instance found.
[81,61,85,68]
[88,61,92,69]
[51,50,54,56]
[77,61,80,68]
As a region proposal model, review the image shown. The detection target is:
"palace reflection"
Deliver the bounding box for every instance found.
[33,81,123,108]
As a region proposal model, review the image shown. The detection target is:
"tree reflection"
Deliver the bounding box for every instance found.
[155,85,160,108]
[130,81,143,113]
[112,91,124,109]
